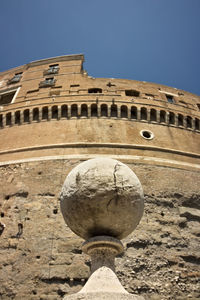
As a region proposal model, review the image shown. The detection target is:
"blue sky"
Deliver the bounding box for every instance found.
[0,0,200,95]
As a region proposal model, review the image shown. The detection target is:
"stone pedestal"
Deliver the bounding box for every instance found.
[60,158,145,300]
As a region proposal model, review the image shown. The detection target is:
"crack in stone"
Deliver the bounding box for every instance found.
[107,163,120,209]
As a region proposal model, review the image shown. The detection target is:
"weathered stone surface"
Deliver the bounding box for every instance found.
[60,158,144,240]
[179,206,200,221]
[0,160,200,300]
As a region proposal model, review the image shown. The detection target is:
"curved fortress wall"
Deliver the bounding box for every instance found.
[0,55,200,300]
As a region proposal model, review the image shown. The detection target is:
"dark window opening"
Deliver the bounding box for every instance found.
[15,111,20,124]
[42,107,48,120]
[81,104,88,117]
[0,114,3,128]
[197,104,200,111]
[91,104,98,117]
[169,112,175,124]
[195,118,200,130]
[8,73,22,84]
[61,105,68,118]
[111,104,117,117]
[141,107,147,120]
[71,104,78,117]
[101,104,108,117]
[24,109,30,123]
[150,109,157,122]
[178,114,183,126]
[88,88,102,94]
[33,108,39,121]
[121,105,128,118]
[186,116,192,128]
[48,64,59,74]
[166,94,175,104]
[45,78,54,84]
[131,106,137,119]
[6,112,11,126]
[0,91,16,105]
[160,110,166,123]
[40,77,55,87]
[125,90,140,97]
[52,106,58,119]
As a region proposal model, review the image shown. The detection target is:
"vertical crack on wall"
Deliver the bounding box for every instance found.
[113,163,120,205]
[107,163,120,209]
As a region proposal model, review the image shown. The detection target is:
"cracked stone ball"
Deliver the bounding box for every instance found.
[60,157,144,240]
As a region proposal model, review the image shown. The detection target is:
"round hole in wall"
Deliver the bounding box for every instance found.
[53,208,58,214]
[140,130,154,140]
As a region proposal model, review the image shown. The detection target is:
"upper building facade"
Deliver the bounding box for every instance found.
[0,54,199,170]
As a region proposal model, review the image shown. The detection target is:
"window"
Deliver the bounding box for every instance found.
[195,118,200,130]
[131,106,137,119]
[166,94,175,103]
[33,108,39,121]
[61,105,68,118]
[52,106,58,119]
[186,116,192,128]
[111,104,118,117]
[44,64,59,75]
[88,88,102,94]
[0,114,3,128]
[141,107,147,120]
[0,88,19,106]
[160,110,166,123]
[125,90,140,97]
[121,105,128,118]
[178,114,183,126]
[91,104,98,117]
[197,104,200,111]
[15,111,20,124]
[101,104,108,117]
[6,113,12,126]
[42,107,49,120]
[8,72,22,84]
[49,64,59,73]
[169,112,175,124]
[81,104,88,117]
[24,109,30,123]
[39,77,55,87]
[150,109,157,122]
[71,104,78,117]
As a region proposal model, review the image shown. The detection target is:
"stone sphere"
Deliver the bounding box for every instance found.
[60,158,144,240]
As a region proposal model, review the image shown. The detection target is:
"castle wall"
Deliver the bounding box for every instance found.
[0,160,200,300]
[0,55,199,299]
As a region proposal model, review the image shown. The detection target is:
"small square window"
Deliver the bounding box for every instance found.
[45,77,54,84]
[166,94,175,103]
[48,64,59,74]
[8,72,22,84]
[39,77,55,88]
